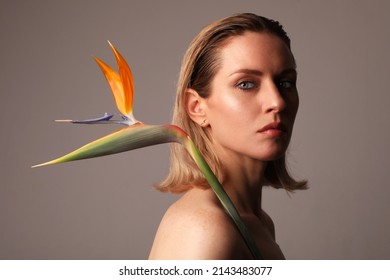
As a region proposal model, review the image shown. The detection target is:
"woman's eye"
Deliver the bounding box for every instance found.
[237,81,256,90]
[278,80,295,90]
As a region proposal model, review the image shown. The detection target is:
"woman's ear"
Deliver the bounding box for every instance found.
[186,89,208,127]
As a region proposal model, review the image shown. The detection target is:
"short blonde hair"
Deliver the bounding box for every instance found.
[156,13,307,193]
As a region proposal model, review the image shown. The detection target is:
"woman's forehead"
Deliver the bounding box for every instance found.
[218,32,295,73]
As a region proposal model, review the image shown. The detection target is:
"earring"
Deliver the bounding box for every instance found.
[200,119,207,126]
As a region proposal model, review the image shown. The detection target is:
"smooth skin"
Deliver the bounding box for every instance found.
[149,32,299,259]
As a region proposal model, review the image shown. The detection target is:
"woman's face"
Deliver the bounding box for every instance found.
[204,31,299,162]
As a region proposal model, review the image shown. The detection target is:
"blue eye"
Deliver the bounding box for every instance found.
[278,80,295,90]
[237,81,256,90]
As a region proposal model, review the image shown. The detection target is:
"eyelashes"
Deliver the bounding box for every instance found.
[277,80,296,90]
[235,79,296,92]
[236,81,257,90]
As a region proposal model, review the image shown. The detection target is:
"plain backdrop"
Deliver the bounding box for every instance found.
[1,0,389,259]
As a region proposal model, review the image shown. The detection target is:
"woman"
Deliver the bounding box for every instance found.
[149,13,307,260]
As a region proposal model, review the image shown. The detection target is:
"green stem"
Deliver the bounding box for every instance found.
[186,138,263,260]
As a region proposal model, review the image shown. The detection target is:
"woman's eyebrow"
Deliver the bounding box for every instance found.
[228,68,297,77]
[278,68,297,76]
[228,69,263,77]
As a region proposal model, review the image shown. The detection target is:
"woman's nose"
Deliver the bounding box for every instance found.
[263,81,286,113]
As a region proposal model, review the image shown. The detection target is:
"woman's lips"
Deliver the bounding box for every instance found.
[258,122,287,137]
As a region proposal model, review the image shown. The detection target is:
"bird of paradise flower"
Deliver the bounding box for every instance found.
[33,42,262,259]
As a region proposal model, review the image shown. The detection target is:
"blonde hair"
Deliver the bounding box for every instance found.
[157,13,307,193]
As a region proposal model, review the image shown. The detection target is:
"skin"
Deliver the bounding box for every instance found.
[149,32,299,259]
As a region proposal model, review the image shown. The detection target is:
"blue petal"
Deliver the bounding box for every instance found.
[72,113,114,124]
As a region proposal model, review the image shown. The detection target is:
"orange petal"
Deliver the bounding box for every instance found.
[93,56,127,116]
[108,41,134,116]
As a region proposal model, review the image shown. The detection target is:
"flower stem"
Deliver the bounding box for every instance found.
[184,136,263,260]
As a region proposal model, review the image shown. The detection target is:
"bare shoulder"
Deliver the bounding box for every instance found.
[149,188,246,259]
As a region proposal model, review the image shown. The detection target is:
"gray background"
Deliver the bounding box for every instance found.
[1,0,389,259]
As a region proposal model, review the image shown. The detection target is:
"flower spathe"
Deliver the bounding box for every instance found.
[32,42,263,260]
[93,41,135,124]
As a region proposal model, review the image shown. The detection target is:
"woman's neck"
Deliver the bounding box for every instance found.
[216,148,268,216]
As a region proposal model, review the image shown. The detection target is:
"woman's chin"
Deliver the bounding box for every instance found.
[255,148,286,162]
